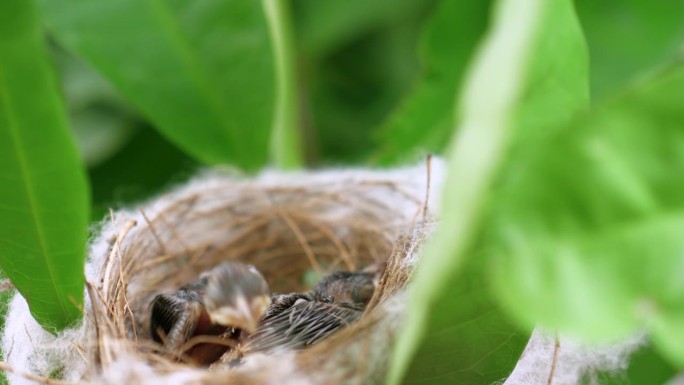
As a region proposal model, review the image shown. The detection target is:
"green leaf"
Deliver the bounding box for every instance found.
[389,0,588,383]
[575,0,684,98]
[293,0,428,58]
[88,123,198,221]
[399,255,528,385]
[510,0,589,141]
[38,0,276,170]
[489,65,684,366]
[51,45,137,168]
[0,0,89,333]
[306,21,425,163]
[375,0,491,164]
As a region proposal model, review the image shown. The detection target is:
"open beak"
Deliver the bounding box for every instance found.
[233,295,259,333]
[208,294,271,334]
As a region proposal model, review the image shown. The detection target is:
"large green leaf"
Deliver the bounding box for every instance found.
[38,0,275,169]
[375,0,491,164]
[0,0,89,333]
[490,65,684,367]
[399,254,528,385]
[575,0,684,98]
[389,0,589,383]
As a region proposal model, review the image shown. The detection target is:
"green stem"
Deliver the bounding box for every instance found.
[262,0,304,169]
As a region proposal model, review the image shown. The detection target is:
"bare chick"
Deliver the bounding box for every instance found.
[150,262,271,365]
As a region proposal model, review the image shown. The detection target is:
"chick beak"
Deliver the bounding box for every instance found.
[209,294,270,334]
[234,295,259,333]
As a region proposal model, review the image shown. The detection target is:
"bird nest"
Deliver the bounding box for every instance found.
[2,162,442,385]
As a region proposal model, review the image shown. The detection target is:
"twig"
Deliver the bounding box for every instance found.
[276,208,323,273]
[85,282,104,367]
[140,209,168,256]
[0,279,14,292]
[422,154,432,220]
[547,333,560,385]
[155,210,193,258]
[288,211,355,271]
[101,211,136,294]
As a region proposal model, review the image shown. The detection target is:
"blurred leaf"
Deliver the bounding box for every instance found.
[399,254,528,385]
[490,65,684,366]
[306,18,425,164]
[510,0,589,141]
[375,0,491,164]
[0,0,89,333]
[293,0,430,58]
[88,124,198,221]
[38,0,275,169]
[575,0,684,98]
[51,45,137,167]
[389,0,588,383]
[377,0,591,164]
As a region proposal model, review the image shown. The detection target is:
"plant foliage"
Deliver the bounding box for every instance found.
[38,0,276,169]
[0,0,89,333]
[389,0,589,383]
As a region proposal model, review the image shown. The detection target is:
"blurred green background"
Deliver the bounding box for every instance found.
[61,0,435,219]
[52,0,683,221]
[2,0,683,383]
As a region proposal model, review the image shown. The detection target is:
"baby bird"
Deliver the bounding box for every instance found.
[150,262,271,365]
[238,270,377,356]
[311,270,376,307]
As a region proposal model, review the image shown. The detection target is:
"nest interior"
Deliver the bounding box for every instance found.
[76,166,436,384]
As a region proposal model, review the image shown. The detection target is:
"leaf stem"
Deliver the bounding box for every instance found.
[262,0,304,169]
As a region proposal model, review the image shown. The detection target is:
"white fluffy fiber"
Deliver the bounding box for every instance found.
[0,159,647,384]
[2,295,89,384]
[503,329,645,385]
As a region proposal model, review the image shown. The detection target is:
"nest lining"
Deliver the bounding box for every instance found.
[3,162,443,385]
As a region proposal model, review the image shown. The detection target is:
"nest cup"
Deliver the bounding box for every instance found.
[2,161,444,385]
